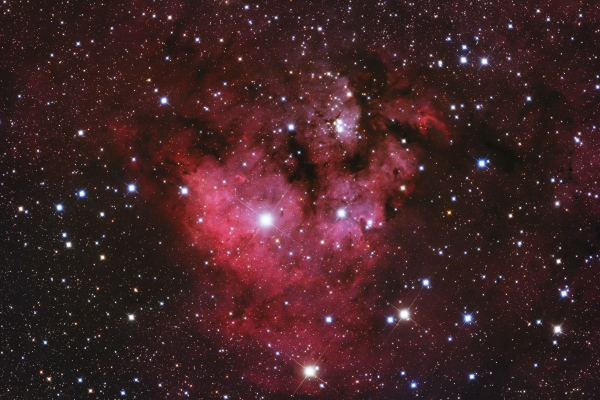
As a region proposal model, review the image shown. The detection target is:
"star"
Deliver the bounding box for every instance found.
[399,309,410,320]
[304,366,317,377]
[259,213,273,227]
[554,325,562,334]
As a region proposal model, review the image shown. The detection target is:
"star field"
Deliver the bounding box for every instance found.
[2,0,600,398]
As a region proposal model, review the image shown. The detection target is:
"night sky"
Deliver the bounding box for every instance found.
[3,0,600,398]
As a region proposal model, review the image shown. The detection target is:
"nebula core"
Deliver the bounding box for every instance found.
[3,0,600,398]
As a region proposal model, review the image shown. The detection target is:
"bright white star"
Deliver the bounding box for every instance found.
[399,309,410,320]
[554,325,562,334]
[259,213,273,227]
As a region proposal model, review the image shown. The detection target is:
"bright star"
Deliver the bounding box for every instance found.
[128,314,135,321]
[422,279,430,287]
[387,316,394,324]
[259,213,273,227]
[478,159,487,168]
[336,208,346,218]
[128,184,136,192]
[160,97,168,104]
[481,58,488,65]
[464,314,473,323]
[287,123,295,131]
[460,56,467,64]
[560,289,568,298]
[469,373,476,380]
[56,204,63,211]
[399,309,410,320]
[181,187,188,195]
[410,382,417,389]
[304,366,316,377]
[325,316,332,323]
[78,190,86,198]
[554,325,561,334]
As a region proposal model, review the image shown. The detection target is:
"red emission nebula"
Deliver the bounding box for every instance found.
[114,45,448,392]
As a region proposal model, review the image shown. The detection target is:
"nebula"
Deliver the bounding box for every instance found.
[5,0,600,398]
